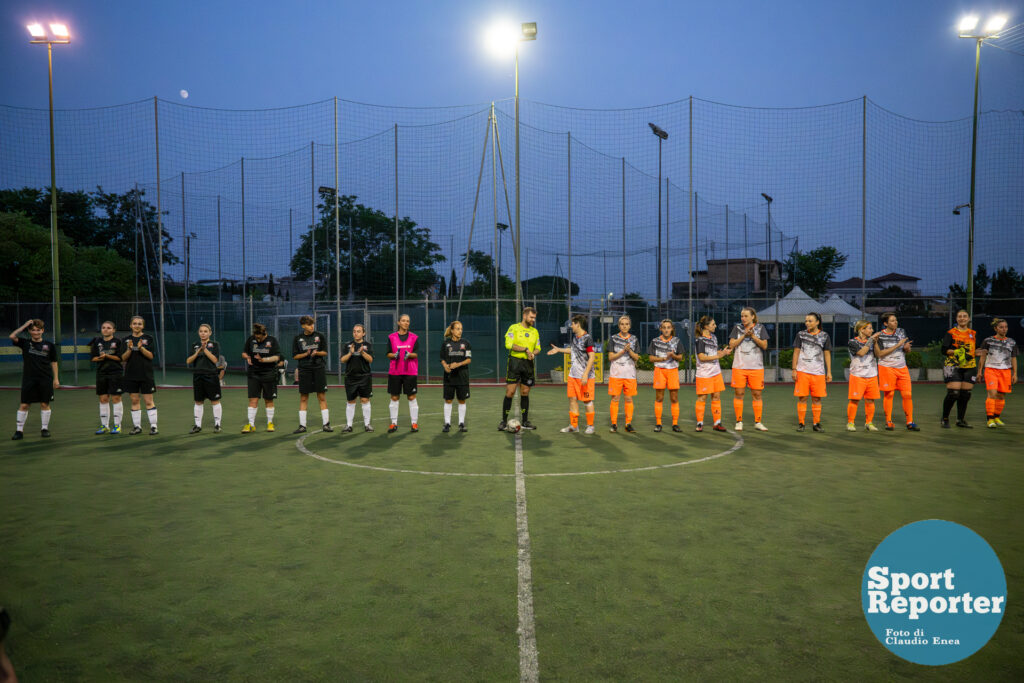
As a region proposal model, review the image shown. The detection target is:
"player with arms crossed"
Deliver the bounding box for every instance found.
[121,316,158,435]
[694,316,733,432]
[792,312,832,432]
[89,321,125,434]
[440,320,472,433]
[606,315,640,433]
[293,315,331,434]
[386,313,420,433]
[728,307,770,431]
[847,320,882,431]
[977,317,1018,428]
[874,313,919,431]
[648,319,684,432]
[340,323,374,433]
[500,307,541,431]
[940,309,978,428]
[187,323,223,433]
[548,314,597,434]
[241,323,281,433]
[9,319,58,440]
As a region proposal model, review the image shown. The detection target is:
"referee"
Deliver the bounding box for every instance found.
[500,307,541,430]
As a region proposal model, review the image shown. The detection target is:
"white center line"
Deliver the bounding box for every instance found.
[514,430,540,682]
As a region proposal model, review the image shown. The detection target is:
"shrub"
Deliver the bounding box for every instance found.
[778,348,794,368]
[636,353,654,371]
[905,350,923,369]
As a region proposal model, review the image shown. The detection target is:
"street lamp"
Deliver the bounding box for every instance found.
[761,193,773,292]
[649,123,668,304]
[958,13,1008,319]
[485,20,536,309]
[27,21,71,362]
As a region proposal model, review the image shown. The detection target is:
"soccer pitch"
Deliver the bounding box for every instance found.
[2,383,1021,681]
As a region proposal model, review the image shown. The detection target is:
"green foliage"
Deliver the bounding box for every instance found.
[924,340,944,369]
[718,352,733,370]
[948,263,1024,315]
[865,286,926,315]
[778,348,794,368]
[782,246,848,298]
[905,350,923,369]
[841,355,852,368]
[635,353,654,371]
[521,275,580,299]
[458,249,515,298]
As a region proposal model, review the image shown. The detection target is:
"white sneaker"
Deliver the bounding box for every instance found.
[584,425,595,434]
[754,422,768,431]
[734,421,743,431]
[846,422,856,432]
[559,425,579,433]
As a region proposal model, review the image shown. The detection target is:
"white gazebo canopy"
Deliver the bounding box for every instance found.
[756,286,875,324]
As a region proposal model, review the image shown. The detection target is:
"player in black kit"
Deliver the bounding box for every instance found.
[340,323,374,433]
[440,321,472,432]
[241,322,282,433]
[9,318,59,440]
[186,323,223,433]
[292,315,331,434]
[89,320,125,434]
[121,316,159,434]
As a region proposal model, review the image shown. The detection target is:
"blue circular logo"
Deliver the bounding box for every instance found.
[862,520,1006,665]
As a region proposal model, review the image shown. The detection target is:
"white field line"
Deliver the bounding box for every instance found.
[515,430,540,683]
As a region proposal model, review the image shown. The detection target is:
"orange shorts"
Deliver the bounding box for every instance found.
[608,377,638,397]
[653,367,680,390]
[878,365,912,393]
[731,368,764,390]
[567,376,596,401]
[794,370,827,398]
[848,375,880,400]
[984,368,1013,394]
[695,374,726,395]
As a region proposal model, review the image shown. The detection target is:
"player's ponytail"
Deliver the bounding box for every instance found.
[696,315,714,335]
[854,320,871,336]
[444,321,462,340]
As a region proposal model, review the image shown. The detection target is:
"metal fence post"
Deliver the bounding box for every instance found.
[72,295,78,385]
[567,132,572,320]
[154,95,166,382]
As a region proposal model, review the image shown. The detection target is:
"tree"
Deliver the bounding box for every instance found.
[782,246,848,298]
[866,285,926,315]
[458,249,515,298]
[522,275,580,299]
[951,264,1024,314]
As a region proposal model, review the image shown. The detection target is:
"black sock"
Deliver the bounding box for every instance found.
[503,396,512,421]
[520,395,529,421]
[956,391,971,421]
[942,390,959,420]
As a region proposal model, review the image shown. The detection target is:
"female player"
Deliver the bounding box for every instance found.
[440,320,472,432]
[847,320,882,431]
[547,314,596,434]
[121,315,158,435]
[874,313,919,431]
[693,316,733,432]
[89,321,125,434]
[387,313,420,433]
[647,319,683,432]
[940,309,977,428]
[792,312,832,432]
[241,322,282,432]
[9,318,58,440]
[186,323,223,433]
[607,315,640,433]
[727,306,769,431]
[977,317,1018,428]
[292,315,330,434]
[341,323,374,433]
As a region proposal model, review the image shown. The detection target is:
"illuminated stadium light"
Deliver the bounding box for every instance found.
[983,15,1007,34]
[484,22,520,59]
[26,23,45,38]
[958,16,979,33]
[49,23,69,38]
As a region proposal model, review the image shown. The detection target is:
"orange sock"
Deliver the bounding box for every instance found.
[985,398,995,417]
[670,402,679,425]
[585,411,594,426]
[711,399,722,424]
[812,403,822,424]
[753,399,763,423]
[625,401,634,424]
[654,401,663,425]
[570,411,579,428]
[797,402,807,425]
[733,398,744,422]
[695,400,705,423]
[902,395,914,423]
[865,402,875,424]
[883,392,894,424]
[847,401,858,422]
[995,398,1005,416]
[610,399,619,425]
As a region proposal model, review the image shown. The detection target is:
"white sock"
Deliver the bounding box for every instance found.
[361,402,371,426]
[458,402,467,424]
[443,402,452,424]
[389,400,399,424]
[346,403,356,427]
[299,409,307,427]
[321,408,330,426]
[131,409,142,428]
[194,404,204,426]
[99,403,110,426]
[247,406,257,425]
[40,409,52,429]
[212,403,222,425]
[266,407,275,424]
[409,398,419,425]
[16,409,28,431]
[112,402,123,427]
[147,407,158,427]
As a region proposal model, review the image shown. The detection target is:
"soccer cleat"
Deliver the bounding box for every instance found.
[796,423,805,432]
[812,423,824,432]
[342,425,354,433]
[672,425,682,433]
[12,431,23,440]
[95,425,110,435]
[387,423,398,434]
[241,423,254,433]
[866,423,879,432]
[846,422,856,432]
[189,425,202,434]
[266,423,275,432]
[521,420,536,430]
[956,420,973,429]
[987,419,997,429]
[584,425,595,435]
[940,418,951,429]
[754,422,768,431]
[442,423,451,433]
[695,423,704,432]
[885,422,895,431]
[497,420,507,431]
[111,425,122,434]
[40,429,50,438]
[610,423,618,433]
[411,423,419,432]
[907,422,921,431]
[559,425,579,433]
[653,424,663,432]
[149,426,159,435]
[734,421,743,431]
[322,423,333,433]
[213,423,222,433]
[712,423,727,432]
[129,426,143,435]
[993,417,1005,427]
[292,425,307,434]
[459,423,467,432]
[625,423,636,433]
[364,424,374,432]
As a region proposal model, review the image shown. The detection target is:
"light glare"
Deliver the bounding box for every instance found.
[27,23,45,37]
[984,15,1007,33]
[49,23,69,38]
[958,16,979,32]
[484,22,519,58]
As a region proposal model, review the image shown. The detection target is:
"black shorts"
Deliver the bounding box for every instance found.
[944,366,977,385]
[96,374,124,396]
[506,357,535,386]
[345,375,373,401]
[122,378,156,394]
[387,374,418,396]
[248,375,278,400]
[193,374,222,402]
[443,384,470,401]
[298,368,328,395]
[21,378,54,404]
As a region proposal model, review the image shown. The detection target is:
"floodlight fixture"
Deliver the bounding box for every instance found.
[984,15,1008,34]
[318,186,335,194]
[761,192,773,203]
[648,122,668,140]
[958,16,979,32]
[26,23,45,38]
[521,22,537,40]
[49,23,69,38]
[953,203,971,215]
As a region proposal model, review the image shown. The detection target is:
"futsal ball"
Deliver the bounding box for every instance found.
[506,418,522,433]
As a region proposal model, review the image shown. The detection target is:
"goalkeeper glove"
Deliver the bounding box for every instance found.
[953,346,969,367]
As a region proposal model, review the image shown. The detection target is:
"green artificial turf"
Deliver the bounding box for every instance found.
[2,383,1021,681]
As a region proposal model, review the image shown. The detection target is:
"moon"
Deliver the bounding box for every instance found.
[179,89,189,99]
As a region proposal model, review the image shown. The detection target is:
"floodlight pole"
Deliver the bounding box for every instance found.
[514,45,521,311]
[966,36,981,320]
